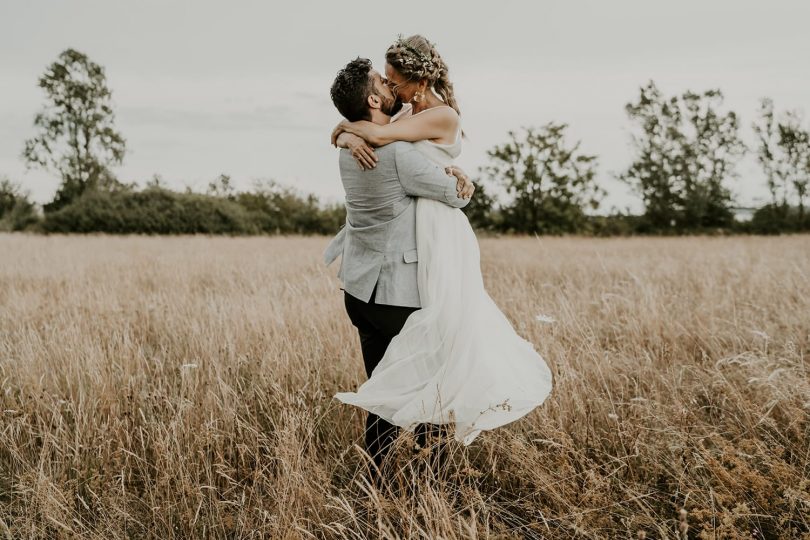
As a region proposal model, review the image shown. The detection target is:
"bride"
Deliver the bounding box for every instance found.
[332,35,553,446]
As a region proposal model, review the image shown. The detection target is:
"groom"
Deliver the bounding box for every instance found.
[324,57,473,475]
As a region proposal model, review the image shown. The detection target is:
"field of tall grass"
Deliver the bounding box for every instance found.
[1,233,808,539]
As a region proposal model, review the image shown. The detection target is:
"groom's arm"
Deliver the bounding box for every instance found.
[393,143,471,209]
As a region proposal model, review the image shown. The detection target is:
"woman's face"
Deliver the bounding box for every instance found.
[384,62,418,104]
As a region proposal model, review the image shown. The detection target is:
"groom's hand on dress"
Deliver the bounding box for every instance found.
[447,166,475,200]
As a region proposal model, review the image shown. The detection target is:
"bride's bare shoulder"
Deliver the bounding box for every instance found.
[411,105,459,133]
[412,105,458,119]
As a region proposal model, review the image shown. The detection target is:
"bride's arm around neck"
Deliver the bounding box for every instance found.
[344,105,459,146]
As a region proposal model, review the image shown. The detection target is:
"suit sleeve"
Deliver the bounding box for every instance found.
[393,143,470,209]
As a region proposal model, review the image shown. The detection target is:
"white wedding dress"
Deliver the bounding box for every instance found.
[335,105,553,445]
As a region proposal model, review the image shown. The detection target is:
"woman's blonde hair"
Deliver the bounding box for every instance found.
[385,34,460,115]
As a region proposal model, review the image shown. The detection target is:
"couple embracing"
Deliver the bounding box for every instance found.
[324,35,553,480]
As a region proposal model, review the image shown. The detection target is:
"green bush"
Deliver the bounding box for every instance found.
[235,181,346,235]
[40,185,347,236]
[0,177,41,232]
[42,188,260,235]
[29,176,810,237]
[748,203,809,234]
[587,213,644,237]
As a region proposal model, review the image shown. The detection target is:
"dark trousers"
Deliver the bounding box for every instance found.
[343,288,422,471]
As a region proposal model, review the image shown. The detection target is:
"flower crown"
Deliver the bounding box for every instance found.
[391,35,438,79]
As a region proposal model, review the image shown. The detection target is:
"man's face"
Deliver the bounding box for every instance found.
[370,70,402,116]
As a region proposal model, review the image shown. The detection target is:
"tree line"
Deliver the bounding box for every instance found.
[2,48,809,236]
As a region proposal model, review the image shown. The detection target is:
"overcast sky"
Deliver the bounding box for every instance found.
[1,0,808,213]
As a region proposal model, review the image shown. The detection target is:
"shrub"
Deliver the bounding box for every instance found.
[0,177,41,232]
[41,188,259,235]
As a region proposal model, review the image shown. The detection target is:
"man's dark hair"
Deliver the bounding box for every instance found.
[330,57,374,122]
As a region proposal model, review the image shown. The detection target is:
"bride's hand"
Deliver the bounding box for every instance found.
[344,133,378,170]
[331,120,350,147]
[447,166,475,199]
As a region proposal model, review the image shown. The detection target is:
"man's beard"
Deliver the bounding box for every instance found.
[382,97,403,116]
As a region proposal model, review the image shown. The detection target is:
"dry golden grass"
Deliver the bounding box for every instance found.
[1,233,808,539]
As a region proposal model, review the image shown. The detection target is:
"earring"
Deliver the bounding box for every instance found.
[413,91,424,103]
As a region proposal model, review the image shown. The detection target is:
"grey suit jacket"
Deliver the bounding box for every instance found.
[324,141,470,308]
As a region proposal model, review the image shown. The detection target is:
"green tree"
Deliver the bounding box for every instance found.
[481,123,603,234]
[620,81,745,232]
[777,111,810,224]
[752,99,810,229]
[752,98,791,208]
[22,48,126,213]
[680,90,746,228]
